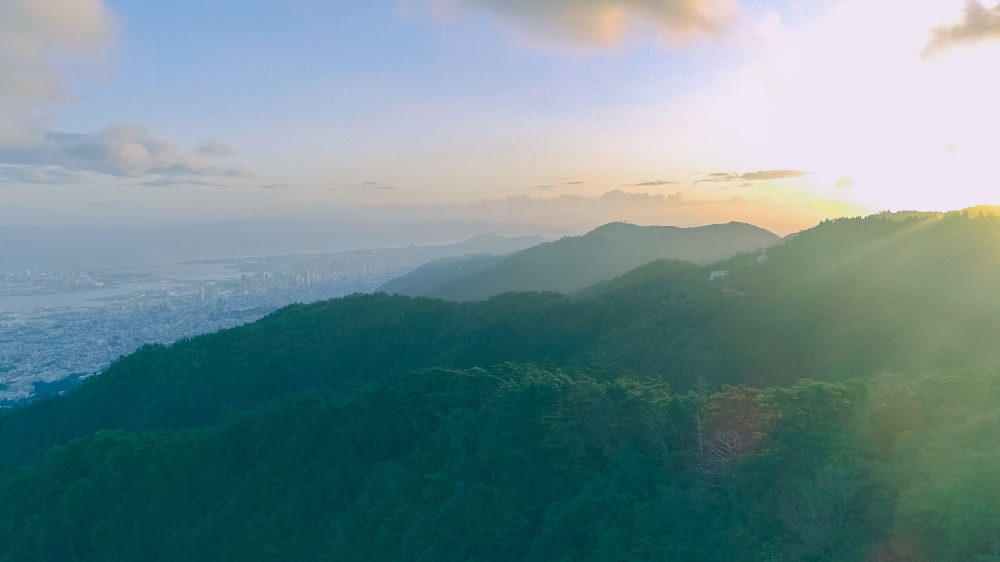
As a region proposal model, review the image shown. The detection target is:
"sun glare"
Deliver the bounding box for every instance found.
[684,0,1000,212]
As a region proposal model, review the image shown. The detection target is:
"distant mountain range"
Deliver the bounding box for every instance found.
[380,221,781,300]
[377,234,548,296]
[432,233,548,256]
[378,254,508,297]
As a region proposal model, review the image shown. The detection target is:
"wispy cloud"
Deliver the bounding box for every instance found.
[260,183,291,191]
[924,1,1000,57]
[564,181,586,185]
[626,179,677,187]
[696,173,735,183]
[0,0,115,146]
[196,141,233,156]
[0,3,248,190]
[697,170,808,183]
[739,169,808,181]
[0,123,252,182]
[138,178,228,188]
[430,0,738,47]
[0,165,89,185]
[360,181,396,190]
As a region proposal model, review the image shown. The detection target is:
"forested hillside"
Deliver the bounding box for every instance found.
[4,212,1000,560]
[377,253,507,297]
[3,364,1000,561]
[426,221,781,300]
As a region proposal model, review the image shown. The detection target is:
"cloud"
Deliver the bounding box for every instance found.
[924,1,1000,56]
[260,183,291,190]
[564,181,586,185]
[360,181,396,190]
[696,173,736,183]
[0,123,252,180]
[532,184,557,190]
[430,0,738,46]
[138,178,228,188]
[738,169,808,181]
[602,189,685,205]
[694,170,807,183]
[0,0,115,146]
[626,179,677,186]
[196,141,233,156]
[0,165,89,185]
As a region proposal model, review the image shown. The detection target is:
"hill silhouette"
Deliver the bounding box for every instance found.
[434,233,548,255]
[425,221,780,300]
[377,254,507,297]
[373,234,548,296]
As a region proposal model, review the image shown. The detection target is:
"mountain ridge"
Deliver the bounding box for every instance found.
[387,221,780,300]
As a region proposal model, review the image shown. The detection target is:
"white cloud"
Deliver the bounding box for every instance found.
[0,123,252,182]
[0,1,256,188]
[0,0,115,146]
[430,0,738,46]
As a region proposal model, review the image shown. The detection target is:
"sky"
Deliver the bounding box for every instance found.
[1,0,1000,236]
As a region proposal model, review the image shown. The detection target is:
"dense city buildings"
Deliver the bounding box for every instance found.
[0,238,542,405]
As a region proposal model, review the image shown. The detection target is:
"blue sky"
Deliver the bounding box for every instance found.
[2,0,999,232]
[62,1,765,143]
[100,1,844,129]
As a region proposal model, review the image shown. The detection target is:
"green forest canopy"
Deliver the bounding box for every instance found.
[4,212,1000,560]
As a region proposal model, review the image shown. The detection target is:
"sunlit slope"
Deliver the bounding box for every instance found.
[717,212,1000,379]
[429,222,781,301]
[5,213,1000,475]
[378,254,507,296]
[585,212,1000,385]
